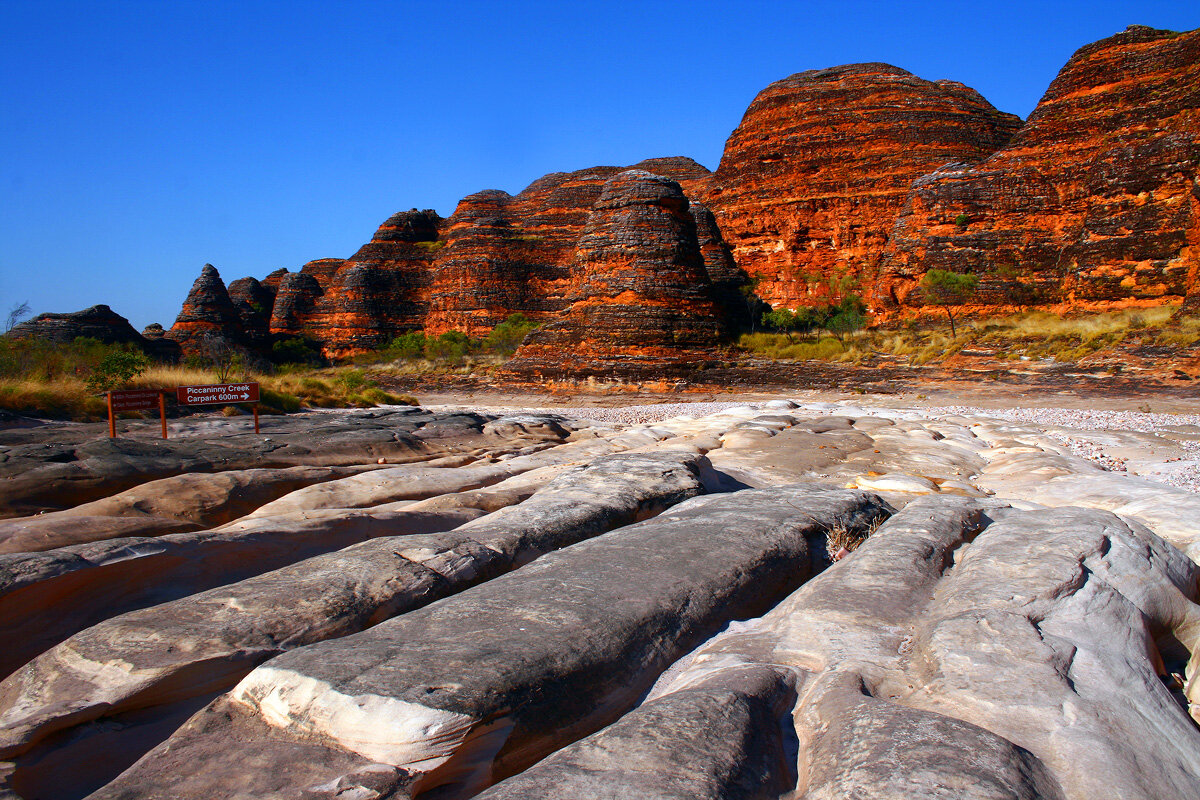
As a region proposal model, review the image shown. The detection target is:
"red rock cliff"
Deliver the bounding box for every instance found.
[425,159,716,336]
[508,170,726,375]
[883,26,1200,310]
[705,63,1021,309]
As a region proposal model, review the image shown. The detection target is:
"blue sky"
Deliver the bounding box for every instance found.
[2,0,1197,330]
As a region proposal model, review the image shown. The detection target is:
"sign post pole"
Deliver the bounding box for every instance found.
[107,392,116,438]
[159,391,168,439]
[253,403,259,434]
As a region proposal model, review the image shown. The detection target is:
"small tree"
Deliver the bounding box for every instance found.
[4,301,31,333]
[483,314,538,356]
[85,348,150,393]
[919,269,978,338]
[424,331,471,365]
[825,295,868,349]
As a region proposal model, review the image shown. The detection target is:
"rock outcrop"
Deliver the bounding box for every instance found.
[507,171,731,376]
[5,305,179,360]
[7,305,145,347]
[0,400,1199,799]
[226,276,275,347]
[425,159,720,337]
[164,264,246,351]
[158,26,1198,364]
[883,26,1200,309]
[5,303,180,359]
[704,63,1021,309]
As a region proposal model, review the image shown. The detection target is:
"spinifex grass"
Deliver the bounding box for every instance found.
[1,362,414,422]
[737,305,1198,365]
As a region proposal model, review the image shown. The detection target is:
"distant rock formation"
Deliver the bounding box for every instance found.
[159,25,1198,367]
[882,26,1200,309]
[704,63,1022,310]
[508,171,728,375]
[164,264,246,352]
[6,304,180,360]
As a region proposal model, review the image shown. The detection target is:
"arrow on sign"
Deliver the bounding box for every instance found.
[240,393,250,400]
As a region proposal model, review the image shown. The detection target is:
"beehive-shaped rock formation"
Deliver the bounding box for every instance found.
[509,171,727,375]
[165,264,247,350]
[882,26,1200,309]
[705,63,1022,310]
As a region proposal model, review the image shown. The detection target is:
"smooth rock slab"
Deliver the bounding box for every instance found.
[0,466,370,554]
[647,497,1200,800]
[0,451,707,800]
[92,485,889,800]
[0,508,480,680]
[475,663,799,800]
[0,410,572,517]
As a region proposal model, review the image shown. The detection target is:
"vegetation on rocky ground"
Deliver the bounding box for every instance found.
[0,314,540,422]
[352,313,541,368]
[0,336,415,421]
[738,305,1200,366]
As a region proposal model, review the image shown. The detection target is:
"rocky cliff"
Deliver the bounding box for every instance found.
[704,63,1022,309]
[882,26,1200,309]
[508,171,728,376]
[157,25,1198,365]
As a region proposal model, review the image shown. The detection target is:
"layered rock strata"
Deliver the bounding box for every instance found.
[148,27,1200,363]
[705,63,1022,309]
[425,158,721,337]
[165,159,740,360]
[507,171,730,375]
[883,26,1200,308]
[164,264,247,351]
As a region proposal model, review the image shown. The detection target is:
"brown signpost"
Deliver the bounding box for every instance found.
[176,382,262,433]
[107,389,168,439]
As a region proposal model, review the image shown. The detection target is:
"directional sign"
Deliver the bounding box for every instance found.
[176,382,260,406]
[109,389,162,412]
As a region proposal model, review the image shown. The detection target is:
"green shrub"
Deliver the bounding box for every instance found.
[84,348,150,393]
[272,337,324,366]
[383,331,427,360]
[482,313,538,356]
[954,213,970,228]
[424,331,471,364]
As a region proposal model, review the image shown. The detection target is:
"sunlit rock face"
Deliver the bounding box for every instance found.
[882,26,1200,310]
[704,62,1021,310]
[508,170,729,376]
[425,158,719,337]
[166,264,248,351]
[161,26,1198,359]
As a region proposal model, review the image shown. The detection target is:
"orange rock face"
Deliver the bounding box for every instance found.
[705,63,1021,309]
[164,26,1199,365]
[426,158,717,336]
[883,26,1200,310]
[508,171,728,375]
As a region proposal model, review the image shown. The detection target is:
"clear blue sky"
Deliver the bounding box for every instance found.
[2,0,1197,331]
